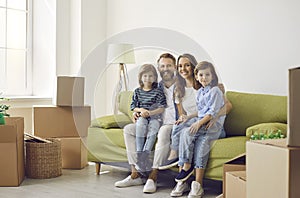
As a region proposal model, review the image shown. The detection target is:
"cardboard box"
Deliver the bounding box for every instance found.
[53,76,85,106]
[59,137,87,169]
[247,139,300,198]
[222,153,246,197]
[225,171,246,198]
[0,117,24,186]
[34,106,91,138]
[288,67,300,146]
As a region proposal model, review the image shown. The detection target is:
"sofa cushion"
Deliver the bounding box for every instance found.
[246,122,287,137]
[224,91,287,136]
[87,127,127,162]
[91,114,132,129]
[118,91,134,119]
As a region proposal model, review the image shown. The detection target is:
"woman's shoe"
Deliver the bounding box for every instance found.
[175,166,194,182]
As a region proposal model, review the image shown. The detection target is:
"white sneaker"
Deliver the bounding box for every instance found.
[188,181,204,198]
[143,179,157,193]
[114,175,143,188]
[170,181,190,197]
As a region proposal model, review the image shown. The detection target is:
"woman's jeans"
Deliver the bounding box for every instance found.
[135,117,161,152]
[178,117,223,169]
[170,118,197,152]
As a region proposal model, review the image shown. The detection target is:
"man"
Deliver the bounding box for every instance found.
[114,53,178,193]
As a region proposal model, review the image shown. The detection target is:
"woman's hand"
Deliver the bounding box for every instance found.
[175,114,188,125]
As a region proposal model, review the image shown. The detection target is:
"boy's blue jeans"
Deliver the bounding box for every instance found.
[135,117,160,152]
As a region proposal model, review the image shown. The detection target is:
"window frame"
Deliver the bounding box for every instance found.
[0,0,32,97]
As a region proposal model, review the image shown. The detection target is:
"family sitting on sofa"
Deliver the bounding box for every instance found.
[114,52,233,198]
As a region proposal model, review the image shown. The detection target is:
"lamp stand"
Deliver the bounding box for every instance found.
[119,63,128,91]
[114,63,128,114]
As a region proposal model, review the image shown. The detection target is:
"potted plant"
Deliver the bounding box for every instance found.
[0,96,10,125]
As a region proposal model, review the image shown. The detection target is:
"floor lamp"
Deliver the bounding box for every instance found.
[107,43,135,114]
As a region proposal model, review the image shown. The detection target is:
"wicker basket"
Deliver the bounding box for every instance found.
[25,138,62,179]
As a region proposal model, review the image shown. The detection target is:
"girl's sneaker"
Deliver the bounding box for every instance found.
[188,181,204,198]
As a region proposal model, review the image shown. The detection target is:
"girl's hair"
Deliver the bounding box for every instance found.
[174,54,201,102]
[194,61,219,87]
[138,64,158,88]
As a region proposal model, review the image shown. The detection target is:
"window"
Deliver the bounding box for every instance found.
[0,0,32,96]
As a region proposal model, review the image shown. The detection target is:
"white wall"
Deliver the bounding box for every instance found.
[105,0,300,96]
[26,0,300,121]
[32,0,56,96]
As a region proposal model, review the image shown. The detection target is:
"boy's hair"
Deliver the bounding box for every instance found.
[194,61,219,87]
[157,53,176,65]
[138,64,158,88]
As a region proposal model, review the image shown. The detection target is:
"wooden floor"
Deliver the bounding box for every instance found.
[0,163,222,198]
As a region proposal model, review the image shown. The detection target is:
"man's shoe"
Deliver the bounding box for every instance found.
[175,166,194,182]
[143,179,157,193]
[170,181,190,197]
[187,181,204,198]
[158,158,179,170]
[114,175,143,188]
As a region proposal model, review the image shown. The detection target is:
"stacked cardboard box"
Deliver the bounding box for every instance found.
[0,117,25,186]
[223,153,246,198]
[34,76,90,169]
[288,67,300,147]
[247,139,300,198]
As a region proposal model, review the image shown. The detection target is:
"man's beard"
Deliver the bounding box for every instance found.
[160,70,175,82]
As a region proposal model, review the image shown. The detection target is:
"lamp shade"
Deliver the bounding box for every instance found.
[106,43,135,64]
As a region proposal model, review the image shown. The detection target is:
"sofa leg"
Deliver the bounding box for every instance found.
[95,162,101,175]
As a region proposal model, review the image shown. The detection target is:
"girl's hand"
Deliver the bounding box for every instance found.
[190,121,201,134]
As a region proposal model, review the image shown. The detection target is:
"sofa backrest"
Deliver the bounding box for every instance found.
[224,91,287,136]
[118,90,288,137]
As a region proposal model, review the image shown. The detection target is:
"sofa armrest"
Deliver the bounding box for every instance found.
[91,114,132,129]
[246,122,287,138]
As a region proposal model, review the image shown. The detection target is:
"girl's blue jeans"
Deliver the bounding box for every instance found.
[135,117,160,152]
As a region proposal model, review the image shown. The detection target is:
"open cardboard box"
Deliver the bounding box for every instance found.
[0,117,24,186]
[222,153,246,197]
[225,171,246,198]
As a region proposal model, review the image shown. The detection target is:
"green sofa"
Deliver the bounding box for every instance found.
[87,91,287,181]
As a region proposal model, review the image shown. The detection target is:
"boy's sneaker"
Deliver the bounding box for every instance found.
[175,166,194,182]
[188,181,204,198]
[158,158,179,170]
[170,181,190,197]
[114,175,143,187]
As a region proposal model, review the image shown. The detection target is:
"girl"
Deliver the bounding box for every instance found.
[130,64,166,172]
[174,61,226,198]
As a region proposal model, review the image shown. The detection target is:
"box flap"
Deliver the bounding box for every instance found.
[225,153,246,165]
[289,67,300,71]
[228,171,247,181]
[251,139,288,148]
